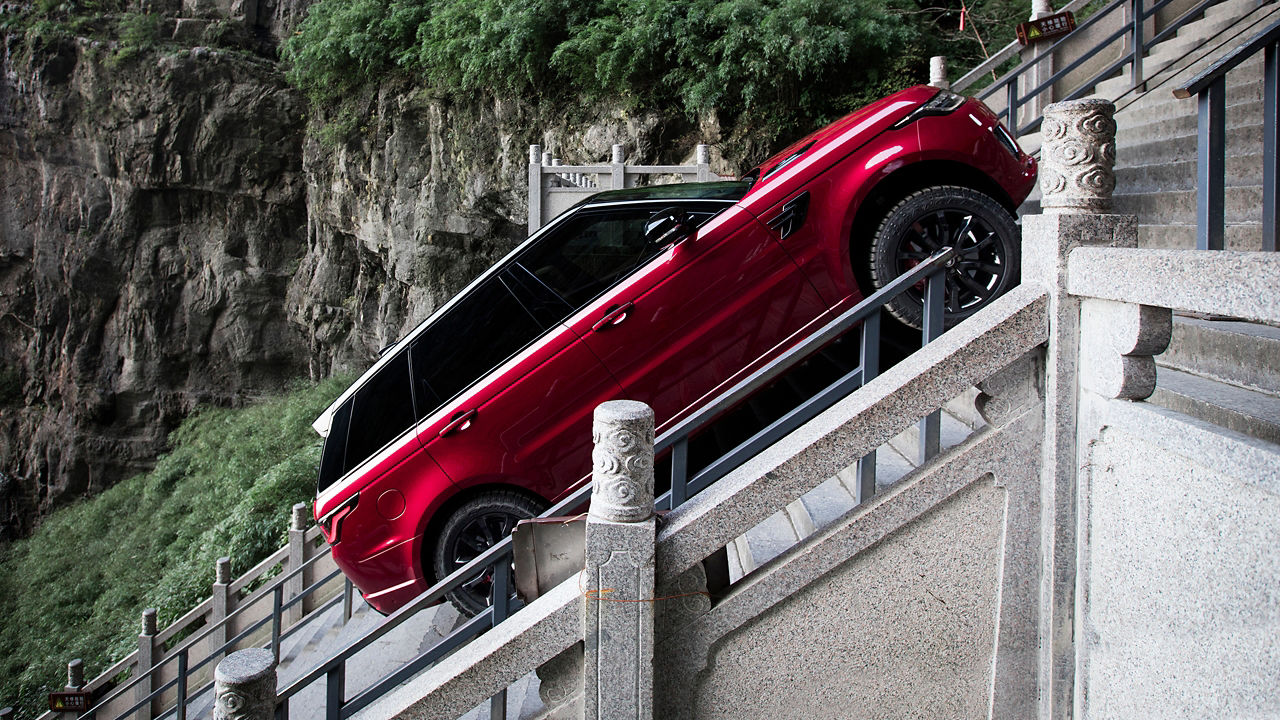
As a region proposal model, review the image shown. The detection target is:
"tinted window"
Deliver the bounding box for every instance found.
[515,208,659,311]
[317,397,353,493]
[410,275,547,420]
[343,350,417,476]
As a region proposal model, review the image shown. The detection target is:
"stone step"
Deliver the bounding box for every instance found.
[1113,184,1263,225]
[1116,122,1262,165]
[1137,222,1264,251]
[1116,96,1261,146]
[1150,367,1280,444]
[1159,316,1280,395]
[1116,150,1263,193]
[1205,0,1267,20]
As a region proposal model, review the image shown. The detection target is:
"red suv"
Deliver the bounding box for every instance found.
[313,86,1036,615]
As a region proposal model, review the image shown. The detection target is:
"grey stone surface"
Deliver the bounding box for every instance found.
[584,400,655,720]
[1022,207,1137,719]
[213,649,276,720]
[655,283,1048,586]
[364,579,582,720]
[589,400,656,524]
[1159,317,1280,395]
[1078,298,1172,400]
[1150,367,1280,444]
[1066,248,1280,325]
[1040,99,1117,213]
[1075,394,1280,719]
[654,403,1044,720]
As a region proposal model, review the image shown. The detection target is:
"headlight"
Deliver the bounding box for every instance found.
[891,89,967,129]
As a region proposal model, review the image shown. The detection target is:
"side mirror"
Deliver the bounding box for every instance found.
[644,207,694,248]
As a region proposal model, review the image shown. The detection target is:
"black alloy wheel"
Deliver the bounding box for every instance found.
[869,185,1021,329]
[432,491,545,617]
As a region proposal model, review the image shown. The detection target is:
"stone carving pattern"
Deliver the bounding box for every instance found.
[590,402,655,523]
[1040,99,1117,213]
[215,687,249,720]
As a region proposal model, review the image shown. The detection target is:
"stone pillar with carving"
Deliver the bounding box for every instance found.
[214,648,277,720]
[1023,98,1135,719]
[582,400,656,720]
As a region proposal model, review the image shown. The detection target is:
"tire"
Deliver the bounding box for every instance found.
[868,186,1021,330]
[432,490,545,617]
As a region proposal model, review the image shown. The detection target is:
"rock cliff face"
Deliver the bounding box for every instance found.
[0,13,707,537]
[0,34,310,535]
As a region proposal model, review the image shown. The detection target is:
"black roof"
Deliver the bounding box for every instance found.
[584,180,751,204]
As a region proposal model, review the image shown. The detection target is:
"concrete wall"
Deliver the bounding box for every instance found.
[1075,396,1280,718]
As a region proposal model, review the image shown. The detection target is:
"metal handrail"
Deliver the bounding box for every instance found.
[274,245,960,719]
[1172,17,1280,251]
[953,0,1099,93]
[82,550,342,719]
[975,0,1230,135]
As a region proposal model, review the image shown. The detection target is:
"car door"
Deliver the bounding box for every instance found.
[549,202,829,433]
[411,263,625,504]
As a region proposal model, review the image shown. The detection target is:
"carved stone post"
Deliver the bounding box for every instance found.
[611,144,626,191]
[65,658,84,692]
[286,503,308,624]
[136,609,158,720]
[930,56,950,90]
[1022,98,1131,719]
[528,144,543,236]
[211,556,232,662]
[214,649,277,720]
[695,144,711,182]
[583,400,656,720]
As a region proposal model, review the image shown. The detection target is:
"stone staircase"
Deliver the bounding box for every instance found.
[1010,0,1280,449]
[726,392,983,578]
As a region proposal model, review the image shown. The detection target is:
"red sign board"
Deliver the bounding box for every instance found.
[1017,11,1077,45]
[48,691,92,712]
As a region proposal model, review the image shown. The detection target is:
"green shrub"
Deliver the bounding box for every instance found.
[0,376,350,717]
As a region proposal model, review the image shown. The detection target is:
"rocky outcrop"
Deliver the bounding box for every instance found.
[0,34,309,534]
[0,8,723,538]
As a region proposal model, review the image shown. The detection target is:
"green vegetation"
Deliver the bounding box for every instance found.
[0,376,349,715]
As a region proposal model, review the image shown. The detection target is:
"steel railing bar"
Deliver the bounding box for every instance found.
[855,311,881,503]
[278,591,344,644]
[670,438,690,509]
[1176,17,1280,97]
[280,567,344,613]
[336,611,493,718]
[1267,42,1279,251]
[1198,78,1227,249]
[1133,0,1146,89]
[175,650,188,720]
[272,587,283,663]
[325,663,344,720]
[684,367,866,500]
[917,272,947,464]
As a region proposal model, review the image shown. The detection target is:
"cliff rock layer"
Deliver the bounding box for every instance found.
[0,35,309,535]
[0,18,698,537]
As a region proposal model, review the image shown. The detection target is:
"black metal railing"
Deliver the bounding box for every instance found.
[979,0,1229,136]
[273,246,960,720]
[82,550,348,720]
[1174,18,1280,251]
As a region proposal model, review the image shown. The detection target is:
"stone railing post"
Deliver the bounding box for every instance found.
[528,144,543,236]
[210,556,232,662]
[1023,98,1129,719]
[582,400,656,720]
[611,144,626,191]
[65,658,84,692]
[930,56,950,90]
[695,144,711,182]
[287,503,308,623]
[214,649,277,720]
[136,609,158,720]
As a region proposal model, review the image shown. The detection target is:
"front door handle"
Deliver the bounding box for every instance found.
[591,302,634,332]
[438,409,477,438]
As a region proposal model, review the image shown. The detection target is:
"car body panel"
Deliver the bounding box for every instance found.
[313,86,1038,613]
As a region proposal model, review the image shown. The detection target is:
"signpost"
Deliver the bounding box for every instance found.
[1017,11,1077,45]
[48,691,92,713]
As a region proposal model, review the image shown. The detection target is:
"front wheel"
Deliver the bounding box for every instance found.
[432,490,545,617]
[869,186,1021,330]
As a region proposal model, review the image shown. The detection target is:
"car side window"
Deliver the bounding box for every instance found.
[514,208,658,313]
[317,397,353,493]
[409,274,547,420]
[345,350,416,471]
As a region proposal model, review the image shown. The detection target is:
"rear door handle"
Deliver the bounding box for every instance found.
[438,409,477,438]
[591,302,634,332]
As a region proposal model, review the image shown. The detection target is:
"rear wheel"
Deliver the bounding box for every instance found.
[432,490,545,617]
[869,186,1020,329]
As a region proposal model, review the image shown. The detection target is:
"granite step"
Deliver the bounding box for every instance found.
[1137,222,1263,251]
[1150,367,1280,444]
[1159,316,1280,395]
